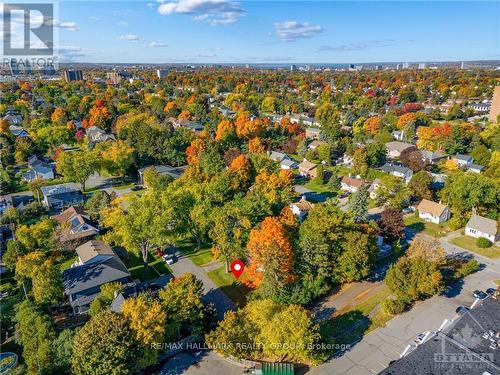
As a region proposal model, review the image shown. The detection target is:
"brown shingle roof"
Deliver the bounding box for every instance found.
[416,199,448,217]
[341,176,369,188]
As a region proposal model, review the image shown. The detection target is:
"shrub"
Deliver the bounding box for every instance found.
[0,283,12,293]
[476,237,492,248]
[458,259,480,277]
[382,299,407,315]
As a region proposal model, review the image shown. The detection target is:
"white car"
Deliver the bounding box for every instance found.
[162,254,175,265]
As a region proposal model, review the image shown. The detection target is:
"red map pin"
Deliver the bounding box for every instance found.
[230,259,245,279]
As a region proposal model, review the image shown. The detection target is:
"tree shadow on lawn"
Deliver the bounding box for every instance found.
[320,310,371,360]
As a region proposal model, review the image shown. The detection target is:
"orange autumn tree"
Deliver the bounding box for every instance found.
[186,138,205,165]
[248,137,265,153]
[89,99,111,128]
[215,120,236,142]
[245,216,295,289]
[178,110,191,120]
[51,108,66,125]
[396,113,417,130]
[228,154,250,187]
[363,116,381,135]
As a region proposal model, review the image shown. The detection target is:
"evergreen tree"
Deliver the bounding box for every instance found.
[348,185,369,223]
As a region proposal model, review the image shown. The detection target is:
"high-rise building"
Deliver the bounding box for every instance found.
[63,70,83,82]
[489,86,500,123]
[290,64,297,71]
[402,62,410,69]
[418,63,427,70]
[396,64,401,70]
[156,69,168,79]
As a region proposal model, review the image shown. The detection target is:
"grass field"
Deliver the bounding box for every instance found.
[450,235,500,259]
[178,241,213,266]
[404,215,452,238]
[120,251,171,282]
[207,266,251,307]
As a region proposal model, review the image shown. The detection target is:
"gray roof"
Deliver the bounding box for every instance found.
[40,183,81,196]
[379,297,500,374]
[466,215,498,236]
[381,163,412,175]
[138,165,187,180]
[269,151,288,162]
[421,150,446,160]
[61,255,131,295]
[385,141,414,152]
[468,163,484,171]
[454,153,473,162]
[281,159,297,168]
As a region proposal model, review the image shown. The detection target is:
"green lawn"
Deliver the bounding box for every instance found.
[120,251,171,282]
[301,179,337,196]
[59,256,77,271]
[450,235,500,259]
[207,266,251,308]
[404,215,452,238]
[320,287,392,353]
[178,241,213,266]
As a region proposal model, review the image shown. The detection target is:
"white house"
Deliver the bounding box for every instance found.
[416,199,451,224]
[385,141,414,159]
[289,198,314,222]
[380,163,413,183]
[465,215,498,243]
[452,154,473,167]
[341,175,368,193]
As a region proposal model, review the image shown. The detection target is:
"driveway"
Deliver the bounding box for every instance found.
[159,350,242,375]
[306,241,500,375]
[169,249,236,321]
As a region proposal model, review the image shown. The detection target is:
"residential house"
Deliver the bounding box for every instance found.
[381,163,413,183]
[421,150,447,165]
[138,165,187,185]
[86,126,116,144]
[22,156,55,182]
[3,113,22,125]
[289,198,314,222]
[452,154,473,167]
[308,140,327,150]
[167,118,204,133]
[8,125,29,138]
[40,183,84,209]
[385,141,414,159]
[61,240,134,314]
[467,164,484,174]
[298,160,318,179]
[368,179,382,199]
[465,215,498,243]
[0,194,34,215]
[52,206,99,244]
[341,175,369,193]
[268,151,297,170]
[342,153,353,166]
[305,128,321,140]
[416,199,451,224]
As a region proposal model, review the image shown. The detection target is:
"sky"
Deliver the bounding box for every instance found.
[2,1,500,64]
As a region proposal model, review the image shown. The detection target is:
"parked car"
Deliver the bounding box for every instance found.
[414,333,426,345]
[486,288,496,295]
[162,254,175,265]
[456,306,469,315]
[473,290,487,300]
[131,185,144,191]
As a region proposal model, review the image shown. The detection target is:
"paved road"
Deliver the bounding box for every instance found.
[160,350,242,375]
[170,250,236,321]
[307,242,500,375]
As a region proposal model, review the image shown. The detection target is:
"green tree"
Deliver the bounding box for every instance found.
[31,260,63,305]
[27,178,46,203]
[56,149,98,191]
[470,144,491,166]
[72,310,144,375]
[348,185,369,223]
[89,282,124,316]
[408,171,433,200]
[385,256,444,303]
[159,273,205,337]
[52,329,77,374]
[102,192,170,264]
[327,173,341,191]
[337,232,378,282]
[84,190,113,222]
[15,301,56,374]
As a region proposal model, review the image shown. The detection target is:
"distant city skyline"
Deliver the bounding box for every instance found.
[2,1,499,63]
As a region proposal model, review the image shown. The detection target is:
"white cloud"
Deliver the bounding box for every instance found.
[116,34,140,41]
[317,39,396,52]
[55,21,78,31]
[274,21,322,42]
[157,0,244,25]
[56,45,87,61]
[145,41,168,48]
